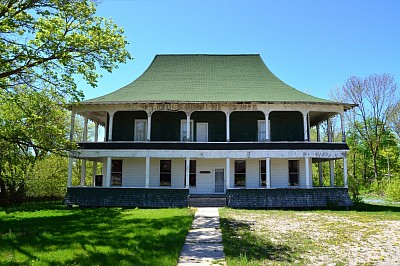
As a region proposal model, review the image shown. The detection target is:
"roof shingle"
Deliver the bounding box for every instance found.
[84,54,331,104]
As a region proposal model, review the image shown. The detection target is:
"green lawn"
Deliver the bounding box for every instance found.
[220,203,400,266]
[0,202,194,265]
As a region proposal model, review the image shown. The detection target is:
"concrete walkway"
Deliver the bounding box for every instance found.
[177,208,226,265]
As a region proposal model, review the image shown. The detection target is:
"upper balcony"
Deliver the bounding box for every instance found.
[72,109,346,144]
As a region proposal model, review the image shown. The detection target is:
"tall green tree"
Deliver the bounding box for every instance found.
[0,0,131,204]
[0,0,131,101]
[332,74,399,180]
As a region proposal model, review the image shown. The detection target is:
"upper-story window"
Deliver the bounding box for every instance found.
[196,123,208,142]
[134,119,147,141]
[180,120,193,141]
[258,120,266,141]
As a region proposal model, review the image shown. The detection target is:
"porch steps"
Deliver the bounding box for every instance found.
[188,194,227,207]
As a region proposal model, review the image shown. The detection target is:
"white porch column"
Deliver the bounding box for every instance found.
[145,157,150,188]
[106,157,112,187]
[343,156,348,188]
[83,117,88,142]
[108,112,115,141]
[226,112,230,142]
[340,112,346,142]
[147,113,152,141]
[226,158,230,189]
[68,111,76,187]
[104,115,108,142]
[329,160,335,187]
[185,158,190,188]
[69,111,76,141]
[94,122,99,142]
[80,159,86,186]
[317,122,323,186]
[186,113,191,141]
[303,112,308,141]
[266,158,271,188]
[265,111,270,141]
[68,158,73,187]
[305,157,311,188]
[92,161,97,186]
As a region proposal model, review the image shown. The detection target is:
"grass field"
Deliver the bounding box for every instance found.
[0,202,194,265]
[220,203,400,266]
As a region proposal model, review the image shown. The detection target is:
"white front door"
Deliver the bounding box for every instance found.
[215,169,225,193]
[196,123,208,142]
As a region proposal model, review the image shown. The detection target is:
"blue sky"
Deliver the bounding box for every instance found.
[79,0,400,101]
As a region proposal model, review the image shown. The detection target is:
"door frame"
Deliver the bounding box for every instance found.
[134,119,147,141]
[214,168,225,193]
[196,122,209,142]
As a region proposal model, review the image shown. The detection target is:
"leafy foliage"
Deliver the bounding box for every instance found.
[0,0,131,204]
[0,0,131,101]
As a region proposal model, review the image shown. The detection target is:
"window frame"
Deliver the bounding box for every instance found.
[257,120,266,142]
[180,119,194,141]
[184,159,196,187]
[288,160,299,187]
[111,159,123,186]
[160,160,172,186]
[259,160,266,187]
[134,119,147,141]
[196,122,209,142]
[234,160,246,187]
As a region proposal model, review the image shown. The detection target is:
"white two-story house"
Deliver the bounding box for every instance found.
[64,54,354,208]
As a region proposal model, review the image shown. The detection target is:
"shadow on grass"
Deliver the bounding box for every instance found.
[220,217,298,264]
[351,202,400,212]
[0,203,193,265]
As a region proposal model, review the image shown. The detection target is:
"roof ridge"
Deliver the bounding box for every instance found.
[154,54,261,57]
[83,54,336,105]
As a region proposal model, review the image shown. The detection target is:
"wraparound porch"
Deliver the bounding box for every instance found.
[63,187,352,208]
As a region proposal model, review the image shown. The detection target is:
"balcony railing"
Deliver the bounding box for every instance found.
[78,141,349,150]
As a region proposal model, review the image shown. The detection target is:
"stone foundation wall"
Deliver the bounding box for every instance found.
[64,187,189,208]
[227,188,353,208]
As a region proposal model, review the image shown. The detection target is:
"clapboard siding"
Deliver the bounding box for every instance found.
[99,158,312,189]
[190,159,225,194]
[246,159,260,188]
[122,158,146,187]
[271,158,307,188]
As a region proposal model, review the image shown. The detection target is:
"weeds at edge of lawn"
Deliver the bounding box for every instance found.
[220,215,309,265]
[0,202,194,266]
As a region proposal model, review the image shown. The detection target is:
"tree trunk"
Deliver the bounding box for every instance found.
[372,153,379,181]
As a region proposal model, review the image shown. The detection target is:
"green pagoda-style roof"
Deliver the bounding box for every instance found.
[84,54,332,104]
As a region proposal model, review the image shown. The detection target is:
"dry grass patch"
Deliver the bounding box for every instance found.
[220,207,400,266]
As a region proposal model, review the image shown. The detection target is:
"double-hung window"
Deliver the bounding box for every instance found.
[180,120,193,141]
[134,119,147,141]
[259,160,266,187]
[234,160,246,187]
[288,160,299,186]
[111,160,122,186]
[160,160,172,186]
[184,160,196,187]
[258,120,266,141]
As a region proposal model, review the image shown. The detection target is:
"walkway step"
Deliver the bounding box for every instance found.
[189,197,227,207]
[177,207,226,265]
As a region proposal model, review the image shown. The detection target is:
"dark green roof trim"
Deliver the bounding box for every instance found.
[84,54,334,104]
